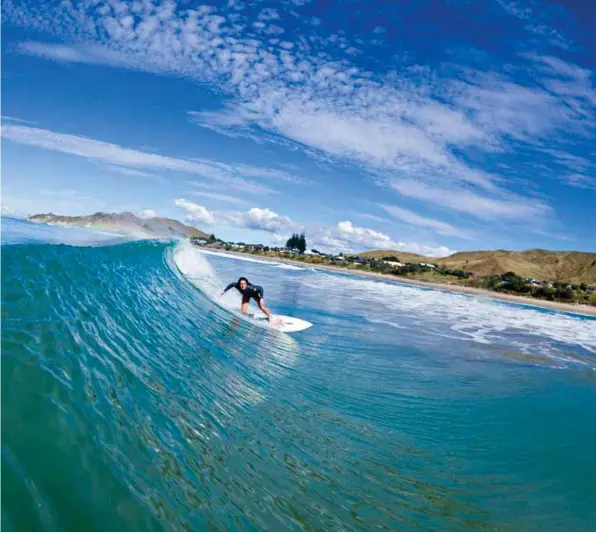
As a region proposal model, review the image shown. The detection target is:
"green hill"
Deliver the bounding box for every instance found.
[27,212,210,240]
[354,249,596,284]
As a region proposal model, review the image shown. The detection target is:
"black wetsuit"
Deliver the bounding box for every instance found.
[223,282,264,303]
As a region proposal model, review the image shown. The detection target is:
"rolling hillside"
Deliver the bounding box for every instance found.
[355,249,596,283]
[354,250,431,264]
[27,212,210,240]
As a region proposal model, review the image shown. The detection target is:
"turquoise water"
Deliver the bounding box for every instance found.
[2,217,596,531]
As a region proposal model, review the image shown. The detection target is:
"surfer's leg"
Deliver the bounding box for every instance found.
[257,297,272,321]
[241,295,250,314]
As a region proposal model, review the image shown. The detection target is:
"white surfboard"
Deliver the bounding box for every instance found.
[250,314,313,333]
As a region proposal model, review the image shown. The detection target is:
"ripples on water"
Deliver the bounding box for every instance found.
[2,221,596,530]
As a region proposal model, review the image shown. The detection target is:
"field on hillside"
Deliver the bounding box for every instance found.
[355,249,596,284]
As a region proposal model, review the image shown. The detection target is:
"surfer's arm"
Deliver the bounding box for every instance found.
[221,283,236,295]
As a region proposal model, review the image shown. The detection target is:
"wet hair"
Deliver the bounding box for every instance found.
[237,277,250,286]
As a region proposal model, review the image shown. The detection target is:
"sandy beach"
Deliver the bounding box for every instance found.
[208,248,596,317]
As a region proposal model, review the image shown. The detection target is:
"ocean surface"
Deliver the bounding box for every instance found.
[2,216,596,531]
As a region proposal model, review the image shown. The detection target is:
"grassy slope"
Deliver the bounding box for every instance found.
[354,250,431,263]
[353,249,596,284]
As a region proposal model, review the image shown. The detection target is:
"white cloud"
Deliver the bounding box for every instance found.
[170,201,453,256]
[497,0,532,20]
[188,191,249,206]
[2,124,292,195]
[497,1,572,49]
[310,221,454,257]
[538,148,592,172]
[357,213,390,223]
[258,8,280,21]
[229,163,310,184]
[381,205,471,238]
[174,199,216,225]
[184,180,226,191]
[139,209,157,218]
[1,115,38,125]
[564,173,596,191]
[2,205,16,215]
[337,220,396,248]
[17,41,130,67]
[173,200,294,233]
[389,179,550,221]
[1,124,221,177]
[105,165,155,178]
[240,207,294,233]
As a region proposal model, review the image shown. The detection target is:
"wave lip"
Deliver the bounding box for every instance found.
[171,242,278,331]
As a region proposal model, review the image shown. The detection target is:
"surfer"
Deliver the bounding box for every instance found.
[220,277,272,322]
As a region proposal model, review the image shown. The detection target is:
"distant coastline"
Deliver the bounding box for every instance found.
[21,213,596,316]
[200,247,596,317]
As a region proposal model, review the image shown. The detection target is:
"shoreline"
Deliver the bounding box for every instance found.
[203,247,596,318]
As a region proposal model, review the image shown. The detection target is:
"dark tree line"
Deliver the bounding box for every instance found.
[286,232,307,253]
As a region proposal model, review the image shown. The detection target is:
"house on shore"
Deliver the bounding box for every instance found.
[586,284,596,293]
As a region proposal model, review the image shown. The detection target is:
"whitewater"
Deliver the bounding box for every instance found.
[2,217,596,531]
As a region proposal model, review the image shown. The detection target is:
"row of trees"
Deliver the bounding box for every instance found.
[286,233,307,253]
[346,256,472,279]
[480,271,595,304]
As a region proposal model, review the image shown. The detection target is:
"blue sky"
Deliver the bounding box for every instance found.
[2,0,595,256]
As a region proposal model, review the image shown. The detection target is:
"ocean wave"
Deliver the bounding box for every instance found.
[170,242,286,332]
[3,220,596,530]
[1,216,138,247]
[300,270,596,364]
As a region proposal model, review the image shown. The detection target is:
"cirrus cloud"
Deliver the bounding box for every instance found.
[381,205,472,239]
[2,123,305,195]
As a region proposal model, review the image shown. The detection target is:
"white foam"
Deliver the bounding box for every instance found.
[195,249,274,265]
[299,273,596,356]
[173,244,596,365]
[171,242,223,299]
[191,248,305,270]
[273,263,305,271]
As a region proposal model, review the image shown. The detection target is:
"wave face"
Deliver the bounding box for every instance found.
[2,218,596,531]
